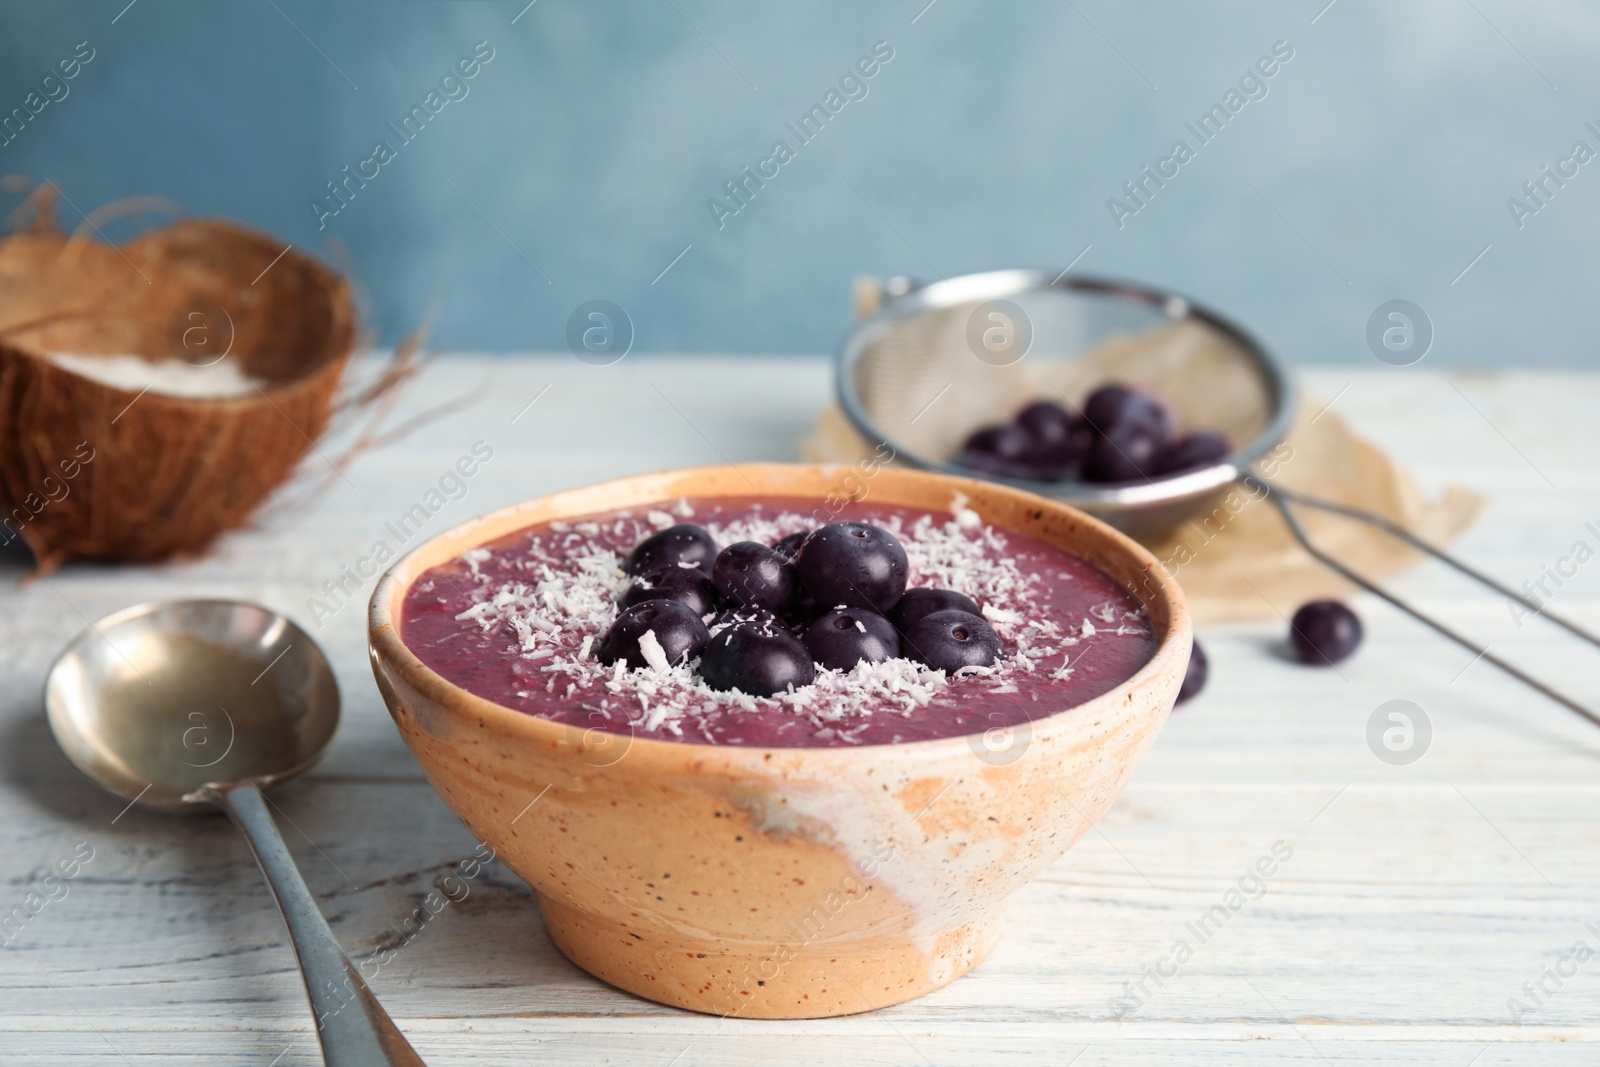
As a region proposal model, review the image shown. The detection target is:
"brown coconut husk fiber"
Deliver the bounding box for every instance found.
[0,186,364,571]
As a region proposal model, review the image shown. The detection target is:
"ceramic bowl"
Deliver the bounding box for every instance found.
[368,463,1190,1019]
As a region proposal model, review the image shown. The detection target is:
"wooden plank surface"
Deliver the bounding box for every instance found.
[3,357,1599,1066]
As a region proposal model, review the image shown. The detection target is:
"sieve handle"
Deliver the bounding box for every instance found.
[1260,478,1600,731]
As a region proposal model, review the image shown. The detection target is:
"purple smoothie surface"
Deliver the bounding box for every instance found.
[400,495,1155,747]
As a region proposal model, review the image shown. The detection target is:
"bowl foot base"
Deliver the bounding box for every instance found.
[538,894,1004,1019]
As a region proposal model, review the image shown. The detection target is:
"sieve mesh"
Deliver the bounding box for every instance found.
[851,284,1277,466]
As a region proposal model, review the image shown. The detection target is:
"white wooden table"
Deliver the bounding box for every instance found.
[4,357,1599,1066]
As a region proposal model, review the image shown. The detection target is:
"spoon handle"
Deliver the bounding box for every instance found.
[209,783,427,1067]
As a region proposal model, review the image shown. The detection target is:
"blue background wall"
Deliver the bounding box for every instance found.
[2,1,1598,364]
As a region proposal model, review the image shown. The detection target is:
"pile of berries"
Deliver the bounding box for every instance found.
[595,521,1003,697]
[956,383,1231,484]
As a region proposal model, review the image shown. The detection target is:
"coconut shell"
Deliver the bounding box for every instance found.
[0,215,356,569]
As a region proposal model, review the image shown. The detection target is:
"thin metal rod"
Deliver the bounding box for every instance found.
[207,783,427,1066]
[1260,481,1600,731]
[1272,484,1600,650]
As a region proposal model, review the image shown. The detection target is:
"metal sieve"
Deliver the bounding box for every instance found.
[834,269,1297,540]
[836,269,1600,732]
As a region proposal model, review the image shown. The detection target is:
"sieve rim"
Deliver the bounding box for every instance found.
[833,269,1297,511]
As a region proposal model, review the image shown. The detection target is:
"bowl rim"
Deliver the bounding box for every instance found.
[835,269,1296,509]
[367,462,1191,768]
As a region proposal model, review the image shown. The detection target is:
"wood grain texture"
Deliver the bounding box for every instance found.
[3,357,1598,1065]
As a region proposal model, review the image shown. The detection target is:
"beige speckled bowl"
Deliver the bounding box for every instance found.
[368,463,1189,1019]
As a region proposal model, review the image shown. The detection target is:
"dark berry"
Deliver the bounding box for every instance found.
[783,593,823,633]
[1081,425,1161,483]
[956,446,1038,480]
[1083,383,1134,431]
[803,608,899,672]
[1155,430,1231,476]
[1015,439,1084,482]
[902,609,1003,672]
[961,423,1034,461]
[1016,400,1075,445]
[772,530,810,563]
[596,600,710,670]
[1066,414,1097,451]
[1083,383,1174,441]
[712,605,781,633]
[1177,639,1207,704]
[1290,600,1363,666]
[621,564,718,616]
[624,523,716,576]
[888,588,981,633]
[711,541,797,614]
[796,522,908,612]
[700,625,816,696]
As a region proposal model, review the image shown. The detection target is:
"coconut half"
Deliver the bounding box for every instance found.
[0,209,357,570]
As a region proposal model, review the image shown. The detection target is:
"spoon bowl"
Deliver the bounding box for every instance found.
[46,599,339,806]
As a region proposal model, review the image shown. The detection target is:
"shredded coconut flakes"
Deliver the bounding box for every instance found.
[443,506,1148,741]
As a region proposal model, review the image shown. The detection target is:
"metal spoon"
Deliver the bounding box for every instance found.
[45,599,426,1067]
